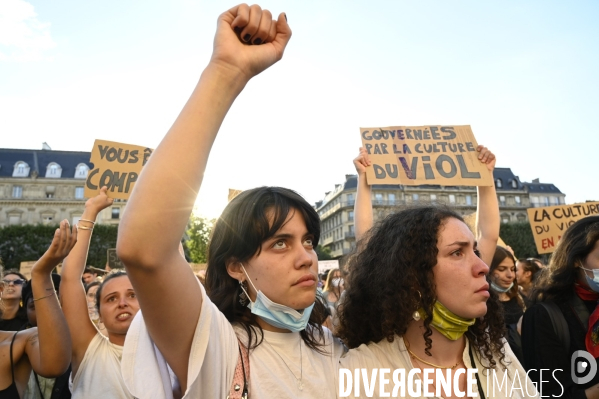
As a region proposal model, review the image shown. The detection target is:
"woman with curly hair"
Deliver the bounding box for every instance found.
[335,148,536,397]
[522,215,599,398]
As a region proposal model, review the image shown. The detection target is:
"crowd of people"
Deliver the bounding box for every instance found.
[2,4,599,398]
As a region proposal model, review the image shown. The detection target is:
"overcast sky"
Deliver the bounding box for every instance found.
[1,0,597,218]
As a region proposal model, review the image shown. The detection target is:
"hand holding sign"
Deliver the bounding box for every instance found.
[353,147,372,175]
[476,145,496,172]
[213,4,291,83]
[85,186,114,215]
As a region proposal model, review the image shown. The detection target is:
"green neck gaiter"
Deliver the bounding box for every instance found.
[418,301,476,341]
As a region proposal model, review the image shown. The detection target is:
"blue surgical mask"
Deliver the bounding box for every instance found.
[490,281,514,293]
[580,265,599,293]
[240,264,314,332]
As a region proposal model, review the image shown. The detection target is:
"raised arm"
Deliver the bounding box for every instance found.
[116,4,291,389]
[26,220,76,377]
[60,187,113,371]
[354,147,373,243]
[474,145,499,267]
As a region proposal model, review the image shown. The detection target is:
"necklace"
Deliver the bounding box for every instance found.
[264,336,304,390]
[403,337,460,370]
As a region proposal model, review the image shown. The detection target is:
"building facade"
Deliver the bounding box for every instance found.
[0,148,125,227]
[315,168,566,261]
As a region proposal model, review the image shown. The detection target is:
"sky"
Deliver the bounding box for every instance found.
[1,0,598,218]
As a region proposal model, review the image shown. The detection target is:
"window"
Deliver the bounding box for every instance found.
[46,193,54,198]
[412,193,419,201]
[466,195,472,205]
[550,196,558,205]
[72,216,81,226]
[511,180,518,189]
[12,186,23,198]
[348,211,354,222]
[449,194,456,204]
[543,196,550,206]
[75,187,85,199]
[12,161,30,177]
[501,214,510,224]
[348,225,354,235]
[112,207,120,219]
[515,196,521,204]
[42,213,54,224]
[75,163,89,179]
[45,162,62,178]
[499,196,506,206]
[9,215,21,225]
[374,193,383,204]
[347,193,354,205]
[388,194,396,205]
[430,194,437,202]
[495,179,502,188]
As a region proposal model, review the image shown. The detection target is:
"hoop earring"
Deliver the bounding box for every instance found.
[239,280,248,306]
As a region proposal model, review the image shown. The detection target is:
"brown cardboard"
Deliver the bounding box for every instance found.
[228,189,243,202]
[84,139,153,200]
[19,261,37,280]
[360,125,493,187]
[527,202,599,254]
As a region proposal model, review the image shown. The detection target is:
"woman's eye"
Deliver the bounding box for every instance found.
[474,249,481,258]
[273,240,287,249]
[451,249,463,257]
[304,238,314,247]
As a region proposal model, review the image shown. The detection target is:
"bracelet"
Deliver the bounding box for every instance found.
[33,291,57,302]
[79,218,96,225]
[77,225,93,231]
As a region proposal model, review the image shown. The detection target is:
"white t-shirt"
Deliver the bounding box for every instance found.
[71,332,133,399]
[122,283,344,399]
[339,335,539,399]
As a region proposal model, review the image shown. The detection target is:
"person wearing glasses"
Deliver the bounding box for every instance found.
[0,271,29,331]
[0,221,74,398]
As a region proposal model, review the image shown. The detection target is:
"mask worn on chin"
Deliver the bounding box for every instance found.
[580,265,599,293]
[417,301,475,341]
[239,264,314,332]
[490,281,514,293]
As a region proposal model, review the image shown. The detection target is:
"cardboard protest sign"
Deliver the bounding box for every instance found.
[228,189,243,202]
[318,260,339,274]
[527,202,599,254]
[19,261,37,280]
[84,139,153,200]
[360,125,493,187]
[106,248,125,270]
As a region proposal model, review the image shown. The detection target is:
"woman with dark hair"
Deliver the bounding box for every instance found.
[117,6,343,398]
[522,215,599,398]
[515,257,542,305]
[335,148,536,397]
[0,271,29,331]
[489,246,525,362]
[60,187,137,398]
[0,222,74,398]
[337,207,537,397]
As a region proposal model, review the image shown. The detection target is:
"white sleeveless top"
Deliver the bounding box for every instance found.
[71,332,133,399]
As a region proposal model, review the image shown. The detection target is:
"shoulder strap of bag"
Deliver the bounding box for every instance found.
[228,339,250,399]
[540,301,570,353]
[569,295,591,329]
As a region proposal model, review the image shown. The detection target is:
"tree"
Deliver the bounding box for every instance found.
[316,245,334,260]
[499,222,540,259]
[186,215,214,264]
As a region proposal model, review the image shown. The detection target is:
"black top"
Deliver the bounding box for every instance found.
[501,296,524,325]
[522,296,599,399]
[0,314,28,332]
[0,332,20,399]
